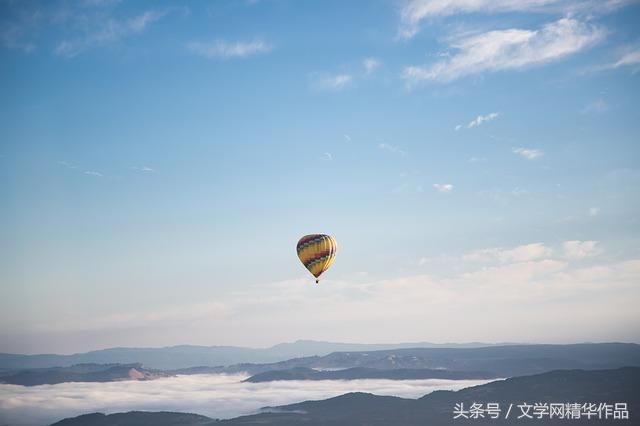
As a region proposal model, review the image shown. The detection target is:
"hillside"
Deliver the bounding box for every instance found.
[223,367,640,425]
[243,366,499,382]
[0,363,167,386]
[51,412,213,426]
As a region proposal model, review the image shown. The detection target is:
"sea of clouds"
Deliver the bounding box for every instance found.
[0,374,491,425]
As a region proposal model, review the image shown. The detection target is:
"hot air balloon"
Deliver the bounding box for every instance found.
[296,234,337,283]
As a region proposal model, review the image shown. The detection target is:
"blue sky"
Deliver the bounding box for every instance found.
[1,0,639,353]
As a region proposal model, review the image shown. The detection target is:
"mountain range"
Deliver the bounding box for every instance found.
[0,340,509,371]
[0,363,167,386]
[215,342,640,377]
[243,366,499,382]
[3,343,639,386]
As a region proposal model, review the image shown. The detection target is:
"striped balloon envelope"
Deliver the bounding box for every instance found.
[296,234,338,283]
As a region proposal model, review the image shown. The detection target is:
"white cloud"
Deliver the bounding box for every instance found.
[378,143,408,156]
[55,10,168,57]
[468,112,499,128]
[581,99,609,115]
[611,49,640,68]
[60,161,107,177]
[464,243,553,263]
[1,22,37,53]
[394,182,424,194]
[0,375,487,426]
[433,183,453,193]
[398,0,560,39]
[513,147,544,160]
[312,74,353,91]
[397,0,630,40]
[322,152,333,161]
[589,207,600,216]
[454,124,462,131]
[563,240,600,259]
[511,186,529,196]
[363,57,381,74]
[402,18,604,84]
[186,39,272,59]
[132,166,155,172]
[468,157,486,163]
[58,161,79,170]
[602,47,640,71]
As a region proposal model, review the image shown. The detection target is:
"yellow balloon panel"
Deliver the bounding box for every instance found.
[296,234,337,281]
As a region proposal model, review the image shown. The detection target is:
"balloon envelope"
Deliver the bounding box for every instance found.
[296,234,337,282]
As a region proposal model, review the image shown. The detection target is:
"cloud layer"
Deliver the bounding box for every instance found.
[4,240,638,353]
[0,375,487,426]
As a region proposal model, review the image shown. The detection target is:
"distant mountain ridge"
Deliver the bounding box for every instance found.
[0,363,167,386]
[217,342,640,377]
[0,340,515,370]
[243,366,499,382]
[2,343,639,385]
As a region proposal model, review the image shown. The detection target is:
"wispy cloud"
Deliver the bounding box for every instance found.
[513,147,544,160]
[563,240,600,259]
[595,47,640,72]
[468,112,499,128]
[55,10,168,57]
[0,2,43,53]
[397,0,561,39]
[402,18,604,85]
[186,39,273,59]
[468,157,486,163]
[608,48,640,69]
[58,161,79,170]
[59,161,105,177]
[397,0,630,40]
[589,207,600,216]
[131,166,155,172]
[433,183,453,193]
[454,124,462,131]
[378,143,407,156]
[363,57,381,74]
[36,302,230,334]
[312,74,353,91]
[322,152,333,161]
[581,99,609,115]
[343,134,351,142]
[463,242,553,263]
[1,21,37,53]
